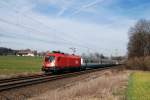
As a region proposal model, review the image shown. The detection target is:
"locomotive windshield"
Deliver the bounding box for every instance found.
[45,56,55,62]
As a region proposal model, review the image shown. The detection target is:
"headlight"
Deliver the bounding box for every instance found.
[51,61,55,67]
[46,61,55,67]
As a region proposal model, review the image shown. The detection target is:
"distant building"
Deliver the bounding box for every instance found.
[16,49,35,56]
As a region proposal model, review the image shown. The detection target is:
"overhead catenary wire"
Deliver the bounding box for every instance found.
[0,1,90,46]
[0,1,104,53]
[0,18,93,50]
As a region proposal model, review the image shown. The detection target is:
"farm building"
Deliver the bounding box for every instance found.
[16,49,36,56]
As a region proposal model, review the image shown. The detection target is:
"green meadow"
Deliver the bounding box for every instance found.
[126,71,150,100]
[0,56,43,74]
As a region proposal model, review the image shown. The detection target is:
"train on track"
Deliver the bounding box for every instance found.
[41,51,118,73]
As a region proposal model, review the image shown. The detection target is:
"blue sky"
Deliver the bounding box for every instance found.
[0,0,150,56]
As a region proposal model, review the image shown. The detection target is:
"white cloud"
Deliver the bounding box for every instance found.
[0,0,138,56]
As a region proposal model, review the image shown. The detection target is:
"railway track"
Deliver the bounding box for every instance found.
[0,65,121,92]
[0,74,48,84]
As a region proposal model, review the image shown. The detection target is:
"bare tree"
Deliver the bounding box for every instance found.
[128,19,150,58]
[81,52,105,63]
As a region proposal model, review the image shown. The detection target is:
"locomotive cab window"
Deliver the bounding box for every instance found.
[45,56,55,62]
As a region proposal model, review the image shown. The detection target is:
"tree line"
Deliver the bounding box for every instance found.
[127,19,150,70]
[0,47,16,55]
[128,19,150,58]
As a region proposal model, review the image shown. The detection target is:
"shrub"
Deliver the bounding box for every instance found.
[126,56,150,71]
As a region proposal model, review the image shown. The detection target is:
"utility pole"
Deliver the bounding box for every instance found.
[70,47,76,54]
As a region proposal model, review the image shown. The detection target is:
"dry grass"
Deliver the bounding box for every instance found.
[29,70,129,100]
[127,56,150,71]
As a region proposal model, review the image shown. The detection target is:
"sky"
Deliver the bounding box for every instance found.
[0,0,150,56]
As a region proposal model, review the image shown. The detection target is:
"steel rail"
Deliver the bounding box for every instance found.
[0,65,121,92]
[0,74,49,84]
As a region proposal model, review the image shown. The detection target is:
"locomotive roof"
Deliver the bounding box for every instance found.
[46,52,80,58]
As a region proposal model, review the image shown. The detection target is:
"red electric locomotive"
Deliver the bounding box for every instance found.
[42,51,83,73]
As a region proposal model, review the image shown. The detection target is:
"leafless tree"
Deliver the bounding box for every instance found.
[81,52,105,63]
[128,19,150,58]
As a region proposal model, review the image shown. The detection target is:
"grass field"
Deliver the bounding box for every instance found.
[126,71,150,100]
[0,56,43,75]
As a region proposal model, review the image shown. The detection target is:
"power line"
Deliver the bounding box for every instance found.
[0,18,74,44]
[0,16,93,50]
[0,20,91,51]
[0,17,102,52]
[0,27,83,47]
[0,1,98,48]
[0,2,70,40]
[0,1,104,53]
[0,1,86,45]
